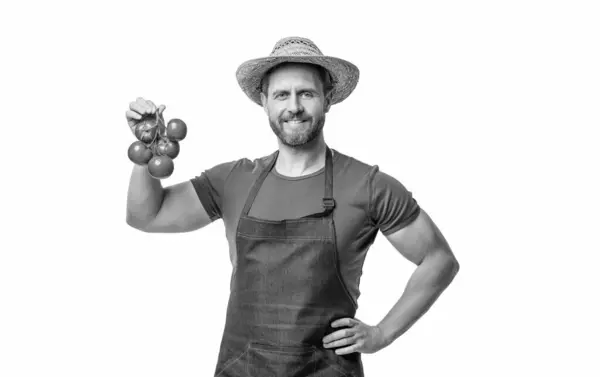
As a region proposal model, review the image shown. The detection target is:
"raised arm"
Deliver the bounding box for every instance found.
[126,166,212,233]
[124,97,213,233]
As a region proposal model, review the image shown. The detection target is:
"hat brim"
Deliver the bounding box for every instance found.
[236,55,360,106]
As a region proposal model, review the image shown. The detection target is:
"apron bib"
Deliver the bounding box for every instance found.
[214,146,364,377]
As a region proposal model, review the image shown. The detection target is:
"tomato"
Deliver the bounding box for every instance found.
[147,155,174,179]
[135,118,159,143]
[128,141,153,165]
[154,138,179,158]
[155,138,168,156]
[164,141,180,158]
[166,119,187,141]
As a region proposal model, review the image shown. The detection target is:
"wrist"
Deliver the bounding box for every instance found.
[376,321,399,348]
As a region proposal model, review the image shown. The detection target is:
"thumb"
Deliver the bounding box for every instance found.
[158,104,166,115]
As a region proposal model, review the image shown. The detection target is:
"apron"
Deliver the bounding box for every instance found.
[213,146,364,377]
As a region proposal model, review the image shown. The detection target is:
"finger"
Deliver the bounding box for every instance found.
[146,100,158,113]
[331,318,359,328]
[335,343,361,355]
[135,97,152,114]
[323,333,358,349]
[129,102,149,116]
[158,104,166,115]
[126,110,142,121]
[322,328,356,344]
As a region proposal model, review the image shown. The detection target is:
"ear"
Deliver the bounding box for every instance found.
[260,92,268,114]
[323,91,333,113]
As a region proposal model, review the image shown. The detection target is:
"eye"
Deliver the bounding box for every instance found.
[301,92,314,98]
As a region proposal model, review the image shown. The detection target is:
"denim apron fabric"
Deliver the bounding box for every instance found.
[213,146,364,376]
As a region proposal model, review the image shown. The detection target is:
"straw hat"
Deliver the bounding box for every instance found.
[236,36,360,106]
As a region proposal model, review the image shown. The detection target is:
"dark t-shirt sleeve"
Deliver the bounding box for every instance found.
[369,166,421,235]
[190,160,239,221]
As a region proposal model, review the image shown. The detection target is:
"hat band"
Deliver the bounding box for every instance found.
[271,44,322,57]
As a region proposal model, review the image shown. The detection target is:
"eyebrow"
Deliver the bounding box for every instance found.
[272,88,320,96]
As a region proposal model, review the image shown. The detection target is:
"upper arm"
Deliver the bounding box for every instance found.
[384,209,457,267]
[142,159,239,233]
[143,180,213,233]
[367,166,456,266]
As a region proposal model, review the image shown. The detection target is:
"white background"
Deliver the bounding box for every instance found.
[1,0,599,376]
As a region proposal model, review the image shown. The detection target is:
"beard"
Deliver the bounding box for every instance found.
[268,112,326,147]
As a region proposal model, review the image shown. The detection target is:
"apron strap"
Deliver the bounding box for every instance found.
[241,150,278,217]
[299,146,335,219]
[241,146,335,217]
[322,146,335,211]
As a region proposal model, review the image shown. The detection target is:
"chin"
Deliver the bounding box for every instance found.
[282,138,308,147]
[277,132,303,146]
[281,130,322,147]
[269,117,324,147]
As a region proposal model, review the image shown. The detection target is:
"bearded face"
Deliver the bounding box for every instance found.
[267,106,326,147]
[260,63,331,147]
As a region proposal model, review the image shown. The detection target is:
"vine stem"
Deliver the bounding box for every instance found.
[141,111,161,151]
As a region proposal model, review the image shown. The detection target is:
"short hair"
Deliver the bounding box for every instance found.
[260,62,334,98]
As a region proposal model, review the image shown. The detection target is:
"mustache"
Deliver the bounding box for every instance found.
[280,116,310,122]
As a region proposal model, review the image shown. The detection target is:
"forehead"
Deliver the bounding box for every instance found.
[266,63,322,89]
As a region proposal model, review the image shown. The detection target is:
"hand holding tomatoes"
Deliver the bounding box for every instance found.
[126,97,188,180]
[126,97,166,135]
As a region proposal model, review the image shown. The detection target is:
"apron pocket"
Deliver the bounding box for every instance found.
[321,352,361,377]
[247,342,352,376]
[215,346,249,377]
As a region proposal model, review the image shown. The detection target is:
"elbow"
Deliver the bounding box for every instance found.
[451,258,460,279]
[446,255,460,282]
[419,248,460,287]
[448,251,460,274]
[437,250,460,285]
[126,212,153,233]
[126,216,143,232]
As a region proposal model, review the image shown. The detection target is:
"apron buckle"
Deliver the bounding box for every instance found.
[322,197,336,209]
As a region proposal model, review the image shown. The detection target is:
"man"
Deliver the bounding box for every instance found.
[126,36,459,377]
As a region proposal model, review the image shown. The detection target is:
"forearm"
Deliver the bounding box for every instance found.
[126,164,165,229]
[377,251,459,346]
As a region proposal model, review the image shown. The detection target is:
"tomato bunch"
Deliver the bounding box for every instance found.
[127,113,187,179]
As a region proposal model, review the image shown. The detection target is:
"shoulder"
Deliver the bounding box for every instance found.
[332,149,380,185]
[216,150,278,187]
[230,150,277,176]
[334,149,413,190]
[330,149,380,215]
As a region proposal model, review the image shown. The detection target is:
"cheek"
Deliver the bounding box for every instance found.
[308,99,325,111]
[265,106,280,119]
[267,104,284,115]
[306,103,325,117]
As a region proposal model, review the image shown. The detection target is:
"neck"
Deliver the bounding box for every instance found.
[275,134,329,177]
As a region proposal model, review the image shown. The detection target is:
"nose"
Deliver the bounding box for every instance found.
[287,92,303,115]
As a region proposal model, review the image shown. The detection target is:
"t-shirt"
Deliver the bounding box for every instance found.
[190,148,420,303]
